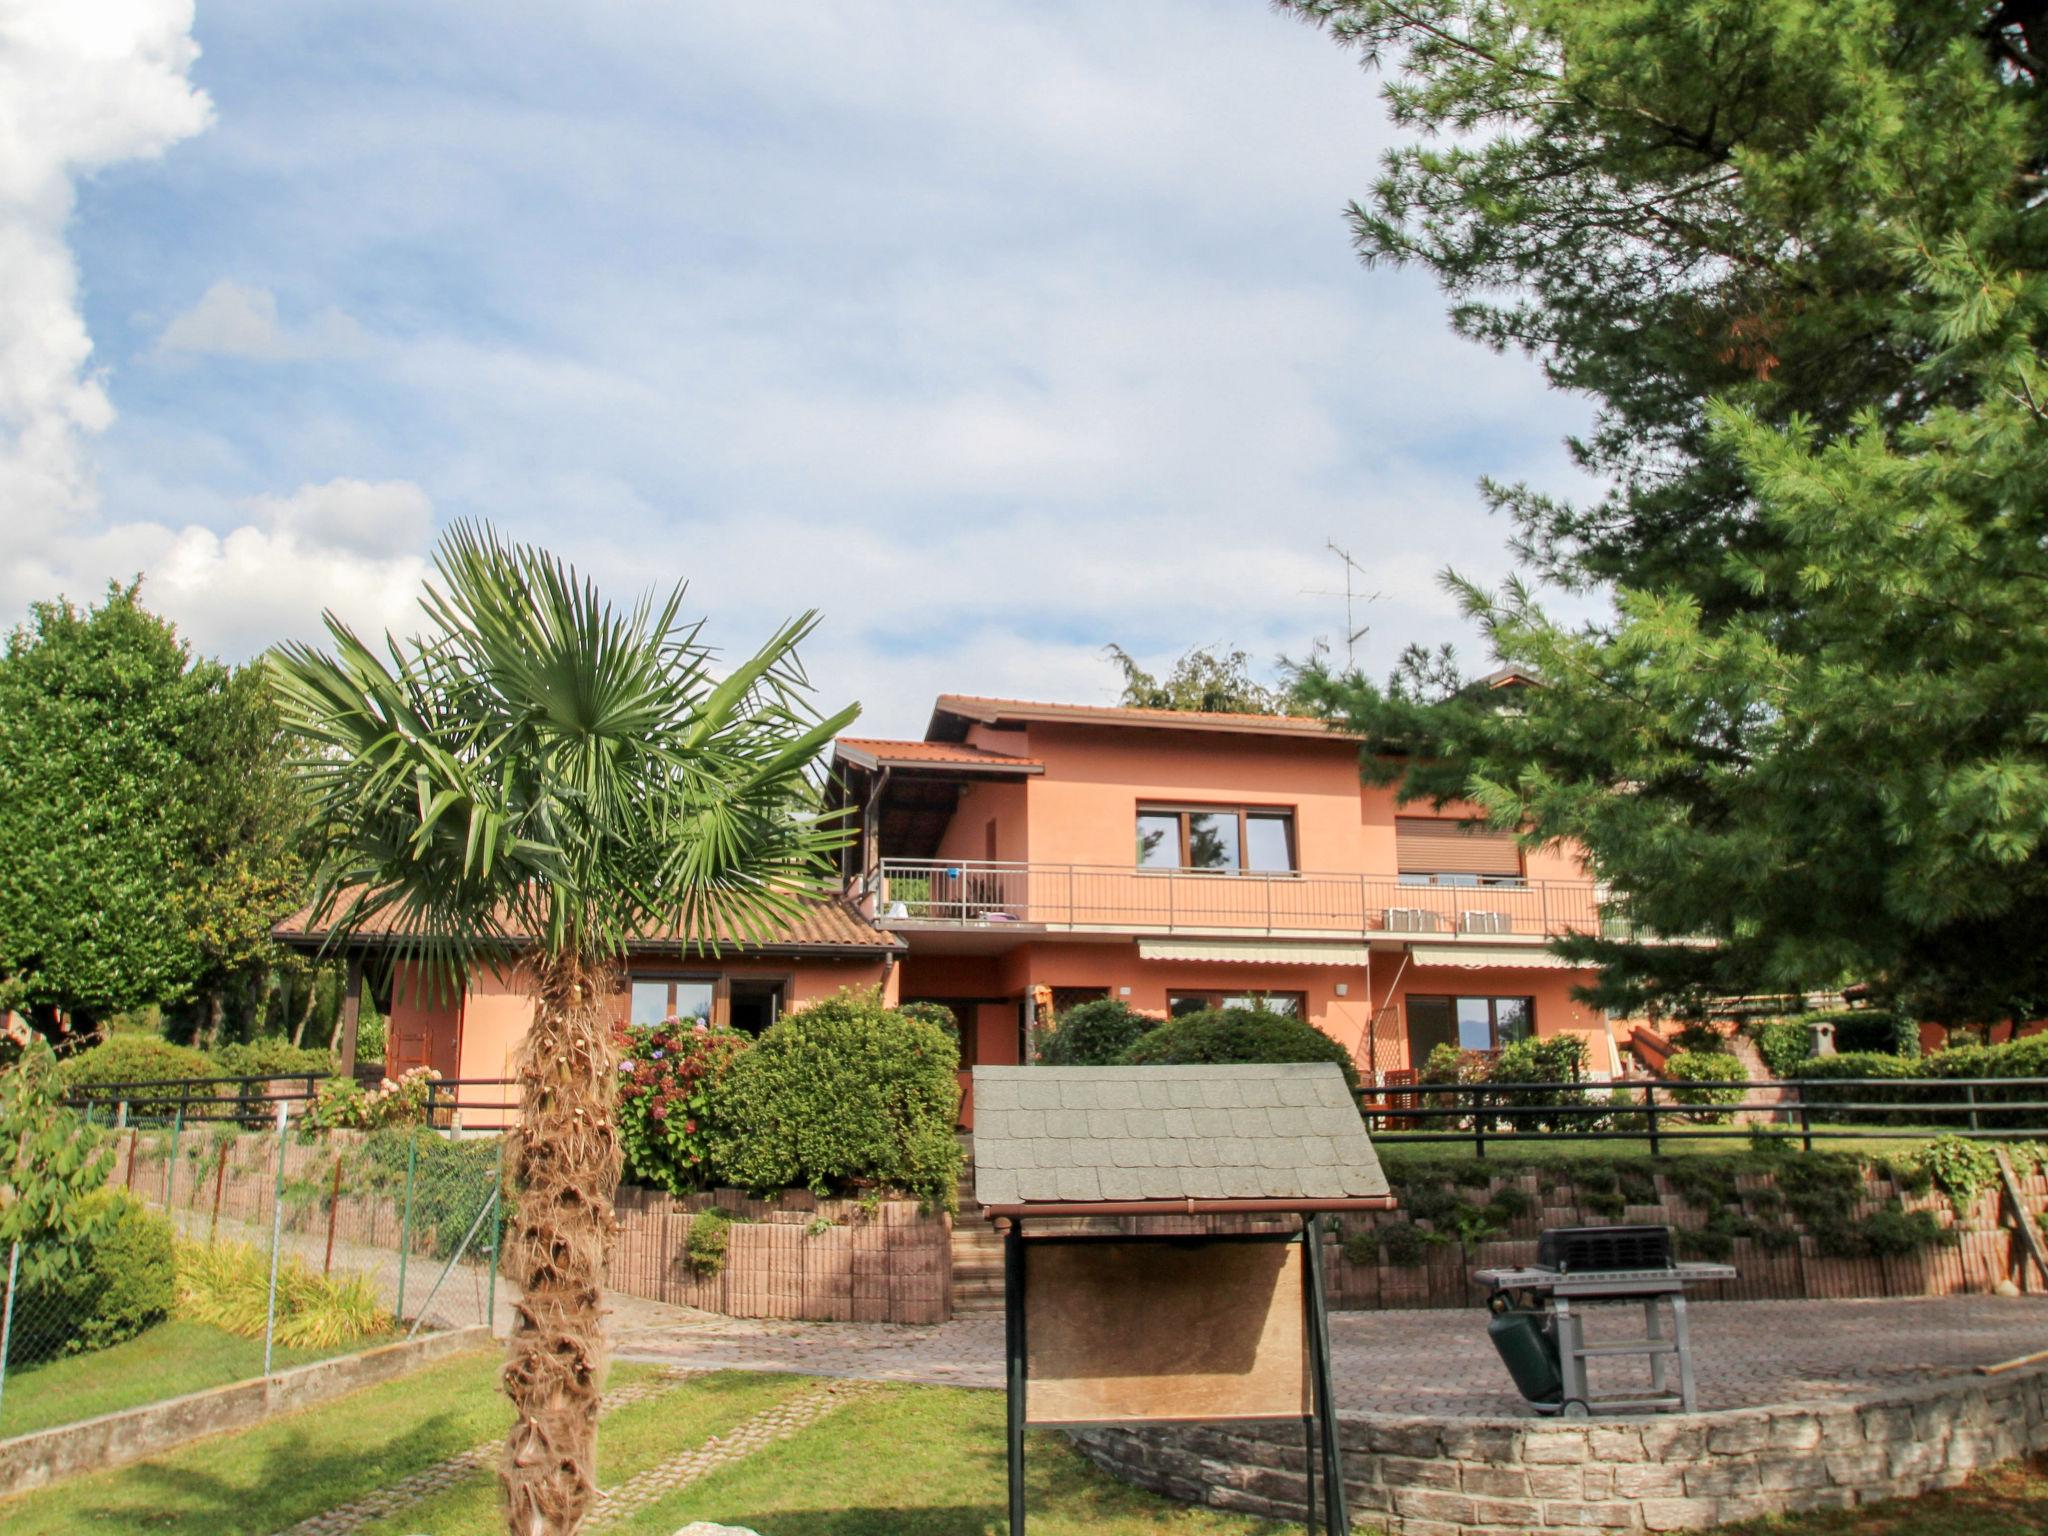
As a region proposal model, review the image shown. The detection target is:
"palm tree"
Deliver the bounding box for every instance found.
[269,523,856,1535]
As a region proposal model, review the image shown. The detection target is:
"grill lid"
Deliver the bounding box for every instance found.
[1535,1224,1673,1273]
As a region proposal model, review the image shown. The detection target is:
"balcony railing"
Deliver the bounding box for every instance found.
[866,858,1606,941]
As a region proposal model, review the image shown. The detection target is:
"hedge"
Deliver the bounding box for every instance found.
[1122,1006,1360,1093]
[1789,1034,2048,1126]
[1037,998,1150,1067]
[9,1188,175,1362]
[58,1037,216,1116]
[705,989,962,1210]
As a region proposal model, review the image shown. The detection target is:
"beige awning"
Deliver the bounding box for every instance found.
[1407,943,1578,971]
[1137,940,1372,966]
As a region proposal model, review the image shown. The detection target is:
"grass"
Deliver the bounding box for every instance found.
[5,1347,2044,1536]
[1377,1131,1951,1175]
[0,1319,389,1439]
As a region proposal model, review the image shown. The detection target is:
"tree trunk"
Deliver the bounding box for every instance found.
[203,990,224,1052]
[501,952,621,1535]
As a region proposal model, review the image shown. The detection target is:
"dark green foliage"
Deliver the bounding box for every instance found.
[1360,1220,1429,1267]
[1103,643,1290,715]
[59,1037,215,1116]
[1486,1184,1534,1219]
[1037,998,1150,1067]
[1752,1019,1815,1079]
[0,585,301,1035]
[897,1002,959,1043]
[707,990,962,1211]
[1807,1010,1918,1057]
[1583,1188,1627,1219]
[1674,1223,1735,1262]
[1915,1135,2000,1209]
[1285,0,2048,1026]
[1341,1226,1382,1266]
[1121,1006,1360,1093]
[616,1022,749,1195]
[11,1189,175,1362]
[1485,1035,1588,1131]
[1860,1203,1953,1258]
[358,1128,505,1261]
[0,1043,119,1296]
[684,1207,741,1277]
[1792,1035,2048,1126]
[1668,1024,1729,1056]
[1662,1052,1746,1120]
[1396,1183,1460,1224]
[211,1040,333,1080]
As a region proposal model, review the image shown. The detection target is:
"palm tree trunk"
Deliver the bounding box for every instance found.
[501,951,622,1535]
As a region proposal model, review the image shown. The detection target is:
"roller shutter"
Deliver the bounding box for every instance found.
[1394,817,1522,878]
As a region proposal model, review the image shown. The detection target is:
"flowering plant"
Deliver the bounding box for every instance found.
[307,1067,440,1131]
[615,1019,749,1194]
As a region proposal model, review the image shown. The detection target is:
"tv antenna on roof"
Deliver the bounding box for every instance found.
[1302,540,1380,671]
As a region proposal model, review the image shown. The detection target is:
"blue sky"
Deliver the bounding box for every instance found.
[4,1,1597,736]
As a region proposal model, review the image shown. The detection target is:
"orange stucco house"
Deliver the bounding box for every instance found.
[277,691,1622,1128]
[827,694,1622,1123]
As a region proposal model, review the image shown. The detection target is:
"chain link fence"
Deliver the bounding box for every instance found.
[0,1102,506,1442]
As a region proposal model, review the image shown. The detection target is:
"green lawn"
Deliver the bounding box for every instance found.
[4,1348,2043,1536]
[1377,1131,1951,1175]
[0,1319,391,1439]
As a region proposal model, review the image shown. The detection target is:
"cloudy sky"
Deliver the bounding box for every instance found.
[3,0,1598,737]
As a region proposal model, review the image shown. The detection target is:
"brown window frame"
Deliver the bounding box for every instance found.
[1136,802,1298,874]
[1406,994,1535,1054]
[1166,989,1308,1018]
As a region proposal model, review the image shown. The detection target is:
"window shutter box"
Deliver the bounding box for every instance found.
[1395,817,1522,878]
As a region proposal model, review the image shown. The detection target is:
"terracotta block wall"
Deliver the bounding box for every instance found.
[609,1187,952,1325]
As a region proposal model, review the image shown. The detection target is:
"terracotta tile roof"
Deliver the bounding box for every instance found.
[834,737,1042,771]
[929,694,1360,742]
[273,889,900,954]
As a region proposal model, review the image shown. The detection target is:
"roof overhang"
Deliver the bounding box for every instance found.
[834,739,1042,775]
[927,695,1362,744]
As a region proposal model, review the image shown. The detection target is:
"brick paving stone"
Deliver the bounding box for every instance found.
[616,1295,2048,1418]
[275,1367,699,1536]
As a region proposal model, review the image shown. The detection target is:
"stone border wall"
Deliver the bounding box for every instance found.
[0,1325,490,1496]
[1332,1162,2044,1311]
[608,1188,951,1325]
[1071,1362,2048,1534]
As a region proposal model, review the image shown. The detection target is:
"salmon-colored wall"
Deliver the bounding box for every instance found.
[385,963,461,1080]
[899,943,1612,1084]
[937,720,1587,882]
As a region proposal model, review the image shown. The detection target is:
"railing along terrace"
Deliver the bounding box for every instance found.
[62,1071,519,1129]
[872,857,1603,939]
[1361,1074,2048,1157]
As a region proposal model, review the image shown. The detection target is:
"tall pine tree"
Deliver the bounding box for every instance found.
[1285,0,2048,1021]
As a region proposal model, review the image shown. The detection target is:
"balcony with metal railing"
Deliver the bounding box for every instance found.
[863,857,1606,942]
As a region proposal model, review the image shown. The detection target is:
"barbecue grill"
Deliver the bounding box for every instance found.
[1477,1225,1733,1415]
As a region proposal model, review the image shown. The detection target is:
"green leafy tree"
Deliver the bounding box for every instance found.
[1104,643,1290,713]
[0,1042,118,1291]
[0,584,301,1039]
[269,522,856,1536]
[1287,0,2048,1022]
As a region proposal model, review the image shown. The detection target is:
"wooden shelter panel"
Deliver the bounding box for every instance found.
[1025,1240,1308,1425]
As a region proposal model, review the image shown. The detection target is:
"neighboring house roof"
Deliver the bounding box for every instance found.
[970,1063,1391,1210]
[834,737,1043,774]
[928,694,1361,743]
[272,890,902,956]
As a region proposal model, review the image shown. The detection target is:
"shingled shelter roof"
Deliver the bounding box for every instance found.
[970,1063,1392,1213]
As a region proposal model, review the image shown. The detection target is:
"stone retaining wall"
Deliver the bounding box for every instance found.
[608,1188,952,1325]
[1070,1363,2048,1534]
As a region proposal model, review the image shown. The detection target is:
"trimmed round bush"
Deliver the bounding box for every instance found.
[1038,998,1150,1066]
[1121,1006,1359,1093]
[212,1039,333,1079]
[1752,1017,1815,1078]
[1662,1049,1745,1121]
[11,1188,175,1361]
[59,1036,215,1115]
[898,1002,960,1042]
[706,988,961,1210]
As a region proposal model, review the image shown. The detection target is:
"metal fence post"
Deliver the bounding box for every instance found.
[164,1097,186,1209]
[1967,1083,1982,1134]
[1473,1086,1486,1160]
[0,1241,18,1422]
[1645,1083,1660,1157]
[395,1132,419,1321]
[485,1137,506,1335]
[263,1101,289,1376]
[1794,1083,1813,1153]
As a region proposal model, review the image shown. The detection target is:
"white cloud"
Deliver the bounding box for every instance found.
[0,7,428,660]
[156,279,367,361]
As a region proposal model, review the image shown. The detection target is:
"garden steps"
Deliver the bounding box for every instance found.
[950,1136,1006,1314]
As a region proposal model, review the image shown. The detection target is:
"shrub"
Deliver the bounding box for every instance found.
[59,1036,215,1115]
[357,1128,505,1260]
[1752,1018,1815,1078]
[1915,1134,2000,1210]
[1662,1050,1745,1120]
[1122,1007,1360,1093]
[1373,1220,1430,1266]
[1487,1035,1588,1132]
[10,1188,175,1361]
[1668,1022,1729,1055]
[707,988,962,1210]
[684,1207,747,1277]
[1037,998,1150,1067]
[174,1238,390,1348]
[212,1039,333,1080]
[616,1021,750,1194]
[1805,1009,1918,1057]
[898,1002,960,1042]
[304,1067,438,1131]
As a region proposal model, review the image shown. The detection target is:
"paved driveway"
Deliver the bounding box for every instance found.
[611,1294,2048,1416]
